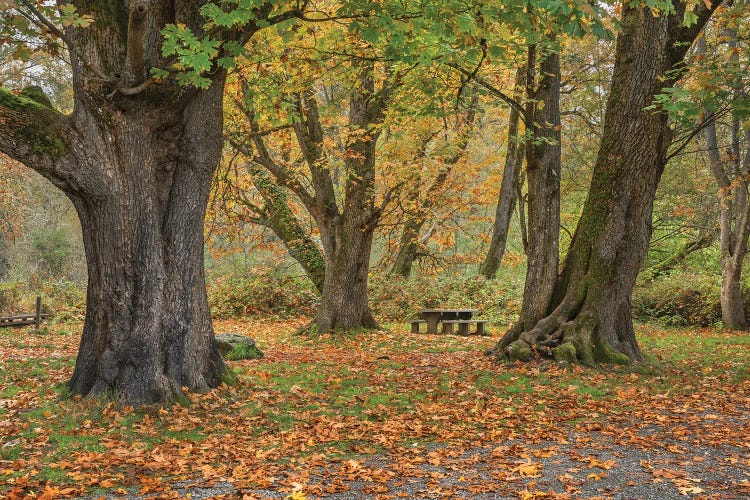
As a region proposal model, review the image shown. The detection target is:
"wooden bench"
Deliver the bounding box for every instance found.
[410,319,426,333]
[0,297,48,329]
[440,319,488,336]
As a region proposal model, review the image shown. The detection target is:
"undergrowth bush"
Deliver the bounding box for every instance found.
[369,270,524,324]
[1,263,739,330]
[632,271,734,327]
[0,279,85,319]
[207,271,318,319]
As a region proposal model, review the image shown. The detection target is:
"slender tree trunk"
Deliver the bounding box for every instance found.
[650,229,717,278]
[243,161,325,293]
[489,2,718,364]
[702,36,750,329]
[226,86,327,293]
[390,90,478,278]
[391,217,424,278]
[707,121,750,329]
[233,65,391,332]
[480,67,526,279]
[519,46,562,329]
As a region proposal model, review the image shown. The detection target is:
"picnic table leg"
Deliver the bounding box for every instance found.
[441,322,454,335]
[458,323,470,336]
[411,322,421,334]
[476,323,486,336]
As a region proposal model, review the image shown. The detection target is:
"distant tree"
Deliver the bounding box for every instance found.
[389,88,479,278]
[479,66,526,279]
[696,16,750,328]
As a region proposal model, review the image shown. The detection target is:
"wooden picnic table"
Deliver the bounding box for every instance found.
[420,308,478,334]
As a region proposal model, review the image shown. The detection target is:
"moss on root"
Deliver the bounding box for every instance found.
[505,340,533,362]
[593,339,632,365]
[552,342,577,364]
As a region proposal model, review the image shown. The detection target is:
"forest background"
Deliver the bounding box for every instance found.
[0,3,745,331]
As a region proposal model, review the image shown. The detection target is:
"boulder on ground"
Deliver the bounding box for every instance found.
[215,333,264,360]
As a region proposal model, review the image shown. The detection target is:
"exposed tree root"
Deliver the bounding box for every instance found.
[487,299,637,366]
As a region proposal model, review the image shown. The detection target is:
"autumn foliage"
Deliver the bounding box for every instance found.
[2,320,748,498]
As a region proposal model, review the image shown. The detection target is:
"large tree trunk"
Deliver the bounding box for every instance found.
[0,1,282,403]
[67,80,229,402]
[480,67,526,279]
[317,217,378,330]
[489,2,718,364]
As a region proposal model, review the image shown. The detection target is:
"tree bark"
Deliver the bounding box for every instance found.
[316,63,386,331]
[489,1,718,364]
[519,45,562,330]
[480,67,526,279]
[0,1,288,403]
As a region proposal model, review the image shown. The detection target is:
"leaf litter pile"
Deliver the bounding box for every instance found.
[1,319,748,499]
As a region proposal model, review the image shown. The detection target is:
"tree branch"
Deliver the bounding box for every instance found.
[0,87,71,184]
[447,63,526,119]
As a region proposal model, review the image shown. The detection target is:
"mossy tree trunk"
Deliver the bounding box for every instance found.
[479,66,526,279]
[0,1,294,404]
[226,118,326,293]
[489,1,718,365]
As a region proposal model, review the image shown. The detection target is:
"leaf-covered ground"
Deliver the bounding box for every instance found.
[1,319,748,499]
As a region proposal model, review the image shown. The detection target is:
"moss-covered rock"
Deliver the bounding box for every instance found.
[215,333,264,360]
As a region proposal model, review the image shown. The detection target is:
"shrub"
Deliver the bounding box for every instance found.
[0,279,84,318]
[29,228,73,279]
[368,269,524,324]
[632,271,726,327]
[207,271,318,319]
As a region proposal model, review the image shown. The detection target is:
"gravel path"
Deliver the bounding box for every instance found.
[93,431,749,499]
